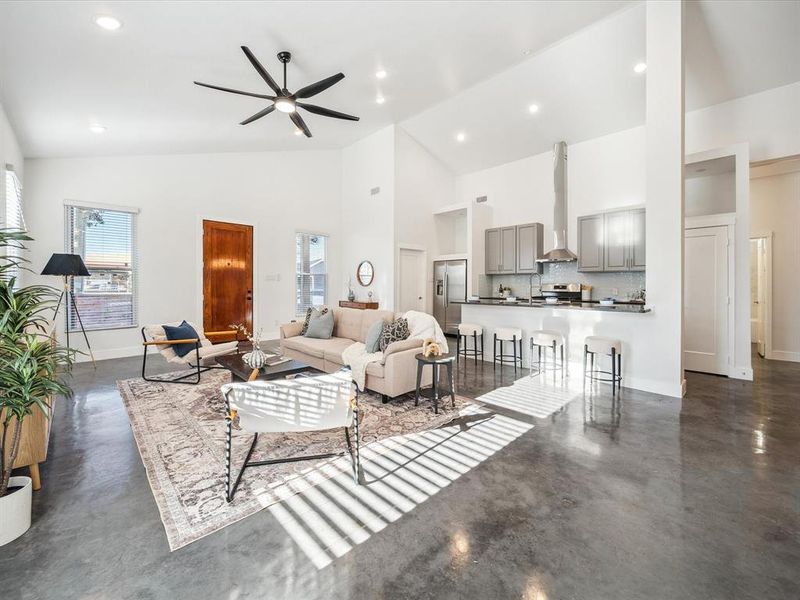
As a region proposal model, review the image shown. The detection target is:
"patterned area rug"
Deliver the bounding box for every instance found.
[117,369,473,551]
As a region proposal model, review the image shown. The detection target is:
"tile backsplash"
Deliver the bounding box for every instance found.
[479,262,645,301]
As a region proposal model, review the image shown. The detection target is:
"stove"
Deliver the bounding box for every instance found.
[536,283,582,304]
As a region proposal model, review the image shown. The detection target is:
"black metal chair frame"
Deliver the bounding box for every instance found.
[493,333,523,373]
[224,375,362,503]
[141,327,228,385]
[456,330,484,366]
[530,338,566,377]
[583,344,622,394]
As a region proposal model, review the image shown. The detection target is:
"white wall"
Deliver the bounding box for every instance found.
[751,164,800,361]
[23,150,342,360]
[341,125,396,309]
[1,102,24,223]
[685,172,735,217]
[394,126,457,312]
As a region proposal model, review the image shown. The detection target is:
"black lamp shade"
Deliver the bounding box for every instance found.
[41,253,91,277]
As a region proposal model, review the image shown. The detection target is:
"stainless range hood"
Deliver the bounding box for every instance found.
[537,141,578,263]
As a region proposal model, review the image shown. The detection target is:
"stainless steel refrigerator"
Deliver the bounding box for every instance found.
[433,259,467,336]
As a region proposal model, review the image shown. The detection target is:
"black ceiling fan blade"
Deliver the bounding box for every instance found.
[294,73,345,99]
[241,46,282,95]
[240,105,275,125]
[194,81,275,100]
[290,112,312,137]
[297,102,359,121]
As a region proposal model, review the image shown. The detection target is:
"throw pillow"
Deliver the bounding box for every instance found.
[364,319,384,353]
[162,320,199,358]
[300,306,329,335]
[304,309,335,339]
[379,317,410,352]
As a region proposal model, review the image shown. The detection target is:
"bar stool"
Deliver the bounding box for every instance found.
[530,330,566,378]
[583,336,622,394]
[494,327,523,373]
[456,323,484,366]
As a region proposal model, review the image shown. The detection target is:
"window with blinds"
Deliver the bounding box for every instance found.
[295,232,328,316]
[4,166,25,283]
[65,204,138,331]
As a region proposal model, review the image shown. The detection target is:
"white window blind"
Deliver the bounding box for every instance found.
[65,204,138,331]
[295,232,328,316]
[4,166,25,282]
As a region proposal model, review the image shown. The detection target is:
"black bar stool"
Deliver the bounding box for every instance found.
[456,323,484,366]
[493,327,523,373]
[583,336,622,394]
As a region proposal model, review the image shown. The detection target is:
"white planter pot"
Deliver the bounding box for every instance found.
[0,476,32,546]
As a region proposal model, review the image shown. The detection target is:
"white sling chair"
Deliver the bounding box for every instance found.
[141,321,238,385]
[221,368,362,502]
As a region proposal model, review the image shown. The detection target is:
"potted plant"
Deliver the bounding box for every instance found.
[0,229,73,546]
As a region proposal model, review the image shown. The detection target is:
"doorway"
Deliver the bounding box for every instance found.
[202,220,253,343]
[749,234,772,358]
[684,225,730,375]
[397,247,426,313]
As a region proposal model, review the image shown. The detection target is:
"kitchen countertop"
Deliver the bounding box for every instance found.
[454,298,651,314]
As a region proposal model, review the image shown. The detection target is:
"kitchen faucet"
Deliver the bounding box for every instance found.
[529,272,542,304]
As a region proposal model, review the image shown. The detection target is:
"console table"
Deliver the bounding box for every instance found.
[339,301,379,310]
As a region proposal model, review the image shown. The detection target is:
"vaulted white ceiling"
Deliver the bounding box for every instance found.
[0,0,630,158]
[1,1,798,173]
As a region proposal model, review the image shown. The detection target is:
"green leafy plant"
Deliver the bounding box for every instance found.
[0,229,73,497]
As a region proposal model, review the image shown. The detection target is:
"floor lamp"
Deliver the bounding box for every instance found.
[41,253,96,367]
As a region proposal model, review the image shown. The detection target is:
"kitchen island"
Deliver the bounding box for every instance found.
[456,300,655,392]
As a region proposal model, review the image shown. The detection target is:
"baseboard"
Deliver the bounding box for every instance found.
[769,350,800,363]
[73,345,141,363]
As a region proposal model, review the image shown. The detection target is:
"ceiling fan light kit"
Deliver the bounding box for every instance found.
[194,47,359,138]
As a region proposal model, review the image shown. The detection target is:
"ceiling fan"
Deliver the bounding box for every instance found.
[194,47,359,137]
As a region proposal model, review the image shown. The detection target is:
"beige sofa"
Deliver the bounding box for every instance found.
[279,307,431,400]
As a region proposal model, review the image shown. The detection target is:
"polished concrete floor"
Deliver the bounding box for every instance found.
[3,348,799,599]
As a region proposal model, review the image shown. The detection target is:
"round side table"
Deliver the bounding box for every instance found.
[414,352,456,414]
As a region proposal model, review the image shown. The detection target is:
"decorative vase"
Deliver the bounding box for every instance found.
[242,349,267,370]
[348,288,355,302]
[0,476,32,546]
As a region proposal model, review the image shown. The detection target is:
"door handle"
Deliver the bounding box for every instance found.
[444,273,449,307]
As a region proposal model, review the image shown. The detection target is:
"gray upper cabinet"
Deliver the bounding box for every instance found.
[577,215,604,272]
[578,208,646,272]
[603,211,629,272]
[485,228,502,275]
[515,222,543,273]
[499,226,517,274]
[629,208,646,270]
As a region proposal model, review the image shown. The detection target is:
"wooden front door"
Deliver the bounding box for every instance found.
[203,220,253,343]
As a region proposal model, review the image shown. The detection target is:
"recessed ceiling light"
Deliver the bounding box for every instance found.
[94,15,122,31]
[375,95,386,105]
[294,128,303,136]
[375,69,387,79]
[528,104,539,114]
[633,62,647,74]
[456,132,466,143]
[89,124,107,134]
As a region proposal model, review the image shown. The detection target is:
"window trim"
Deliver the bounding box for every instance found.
[295,230,329,317]
[64,202,139,333]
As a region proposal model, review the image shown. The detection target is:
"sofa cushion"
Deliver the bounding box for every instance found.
[304,309,334,339]
[320,338,358,365]
[364,319,384,353]
[333,307,363,342]
[162,320,199,358]
[281,336,351,359]
[300,306,329,335]
[379,317,410,351]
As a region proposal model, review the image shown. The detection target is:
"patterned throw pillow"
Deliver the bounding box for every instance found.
[379,317,410,352]
[300,306,329,335]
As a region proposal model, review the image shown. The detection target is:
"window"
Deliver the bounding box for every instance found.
[65,203,138,331]
[295,232,328,315]
[4,165,25,282]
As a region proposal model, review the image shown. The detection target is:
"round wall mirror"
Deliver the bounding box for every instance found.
[357,261,374,286]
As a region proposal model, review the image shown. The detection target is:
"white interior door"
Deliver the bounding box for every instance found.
[398,248,425,313]
[684,226,729,375]
[750,239,764,353]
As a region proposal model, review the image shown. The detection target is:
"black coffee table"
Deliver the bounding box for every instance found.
[414,352,456,414]
[216,346,316,382]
